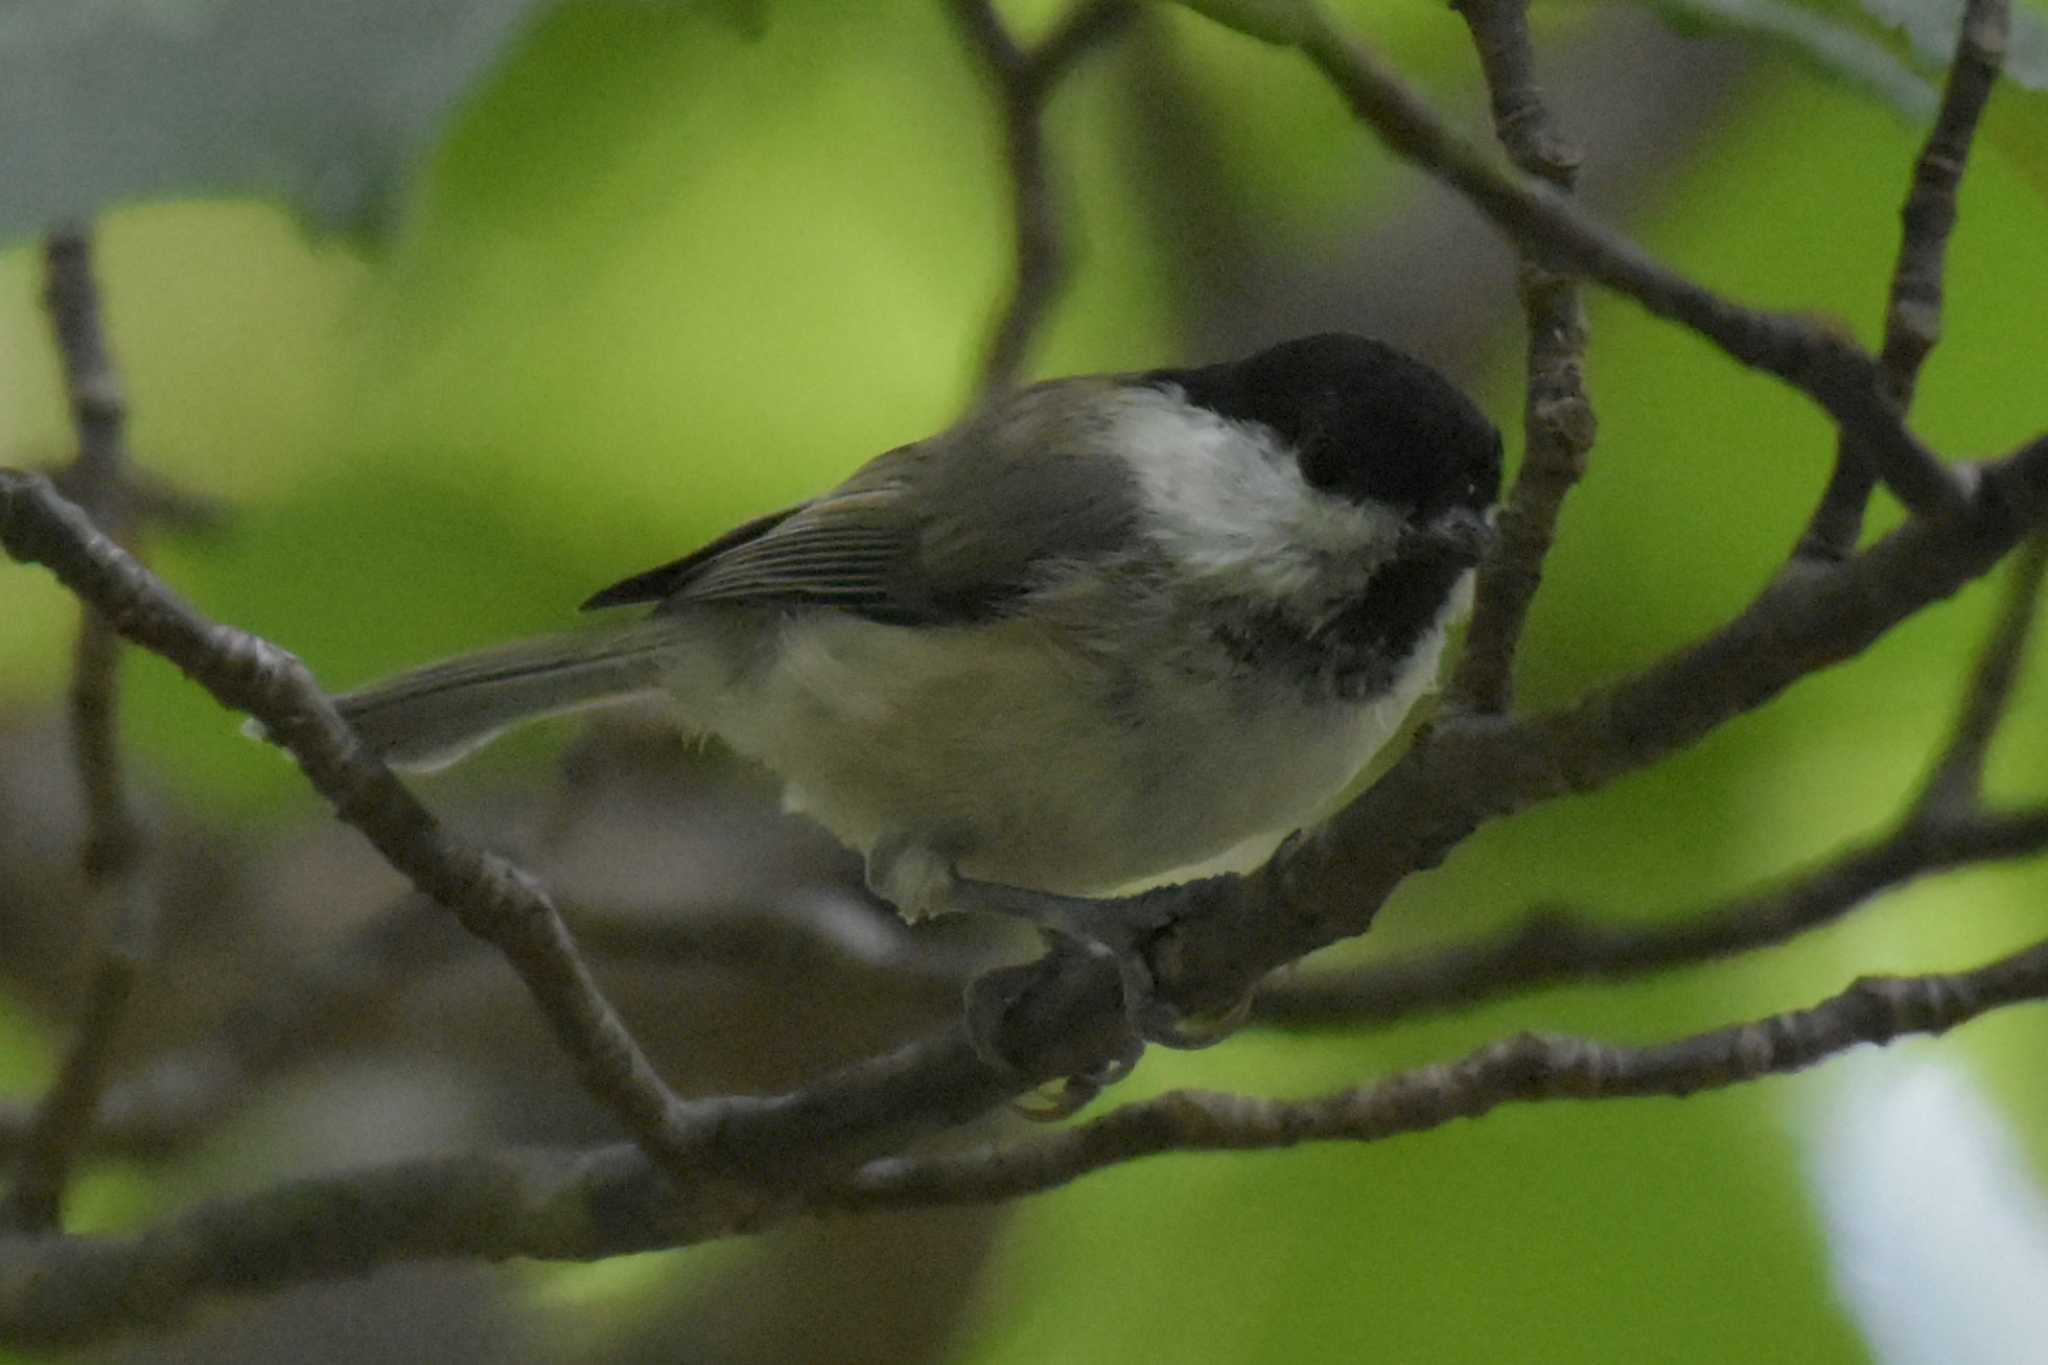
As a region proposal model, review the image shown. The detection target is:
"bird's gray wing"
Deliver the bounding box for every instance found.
[579,504,807,610]
[582,382,1139,627]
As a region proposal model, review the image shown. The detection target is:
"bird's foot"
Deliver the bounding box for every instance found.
[962,949,1144,1121]
[950,876,1249,1064]
[865,840,1249,1116]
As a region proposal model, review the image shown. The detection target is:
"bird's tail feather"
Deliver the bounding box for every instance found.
[322,622,680,771]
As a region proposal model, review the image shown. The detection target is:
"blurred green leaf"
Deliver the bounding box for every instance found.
[1861,0,2048,89]
[1612,0,2048,198]
[0,0,548,240]
[0,997,53,1095]
[1615,0,1938,115]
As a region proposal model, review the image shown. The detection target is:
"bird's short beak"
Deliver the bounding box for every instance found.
[1404,506,1495,567]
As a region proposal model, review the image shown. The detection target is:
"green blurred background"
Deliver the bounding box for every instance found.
[3,1,2048,1361]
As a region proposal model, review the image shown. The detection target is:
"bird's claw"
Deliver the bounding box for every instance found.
[1074,920,1241,1051]
[963,947,1146,1121]
[1008,1043,1143,1122]
[953,878,1248,1116]
[1136,987,1253,1049]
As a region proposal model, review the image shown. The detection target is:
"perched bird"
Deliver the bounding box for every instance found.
[332,333,1502,1048]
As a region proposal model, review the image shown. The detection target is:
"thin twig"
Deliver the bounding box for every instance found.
[1292,7,1971,522]
[1798,0,2012,560]
[0,474,710,1186]
[1914,533,2048,818]
[7,930,2048,1348]
[1254,807,2048,1028]
[3,228,155,1233]
[1445,0,1595,715]
[1878,0,2010,391]
[0,959,142,1232]
[48,465,231,538]
[853,934,2048,1208]
[48,227,144,897]
[947,0,1135,394]
[41,229,126,505]
[47,227,141,892]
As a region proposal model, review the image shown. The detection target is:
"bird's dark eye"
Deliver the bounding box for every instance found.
[1298,440,1345,492]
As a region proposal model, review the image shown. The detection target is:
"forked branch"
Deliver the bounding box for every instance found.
[1799,0,2012,560]
[1446,0,1596,714]
[2,229,154,1234]
[948,0,1136,393]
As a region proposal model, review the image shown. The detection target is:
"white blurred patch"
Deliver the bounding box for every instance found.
[1807,1053,2048,1365]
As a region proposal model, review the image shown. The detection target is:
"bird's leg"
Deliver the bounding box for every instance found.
[863,838,1139,1112]
[948,876,1170,1043]
[953,875,1252,1052]
[864,838,1247,1116]
[953,941,1144,1120]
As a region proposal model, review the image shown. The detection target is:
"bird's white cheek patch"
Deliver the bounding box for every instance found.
[1115,389,1406,605]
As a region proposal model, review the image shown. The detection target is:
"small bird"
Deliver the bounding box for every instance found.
[333,333,1501,1050]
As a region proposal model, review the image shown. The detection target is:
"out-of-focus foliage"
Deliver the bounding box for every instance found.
[1628,0,2048,105]
[1633,0,1945,114]
[1606,0,2048,201]
[0,0,765,239]
[2,2,2047,1363]
[0,0,544,238]
[1861,0,2048,87]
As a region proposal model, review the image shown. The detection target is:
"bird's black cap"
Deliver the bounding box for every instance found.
[1150,333,1502,519]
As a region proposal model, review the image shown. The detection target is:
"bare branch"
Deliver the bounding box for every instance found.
[47,464,230,537]
[1292,8,1971,522]
[47,227,143,892]
[40,229,127,508]
[1254,807,2048,1028]
[9,931,2048,1348]
[0,473,708,1184]
[1445,0,1595,715]
[0,947,143,1231]
[1801,457,1886,566]
[3,228,155,1233]
[1915,533,2048,818]
[1798,0,2012,560]
[1879,0,2010,397]
[948,0,1135,394]
[0,1145,721,1350]
[854,934,2048,1208]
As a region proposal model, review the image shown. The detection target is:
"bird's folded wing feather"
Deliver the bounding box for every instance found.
[580,380,1139,627]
